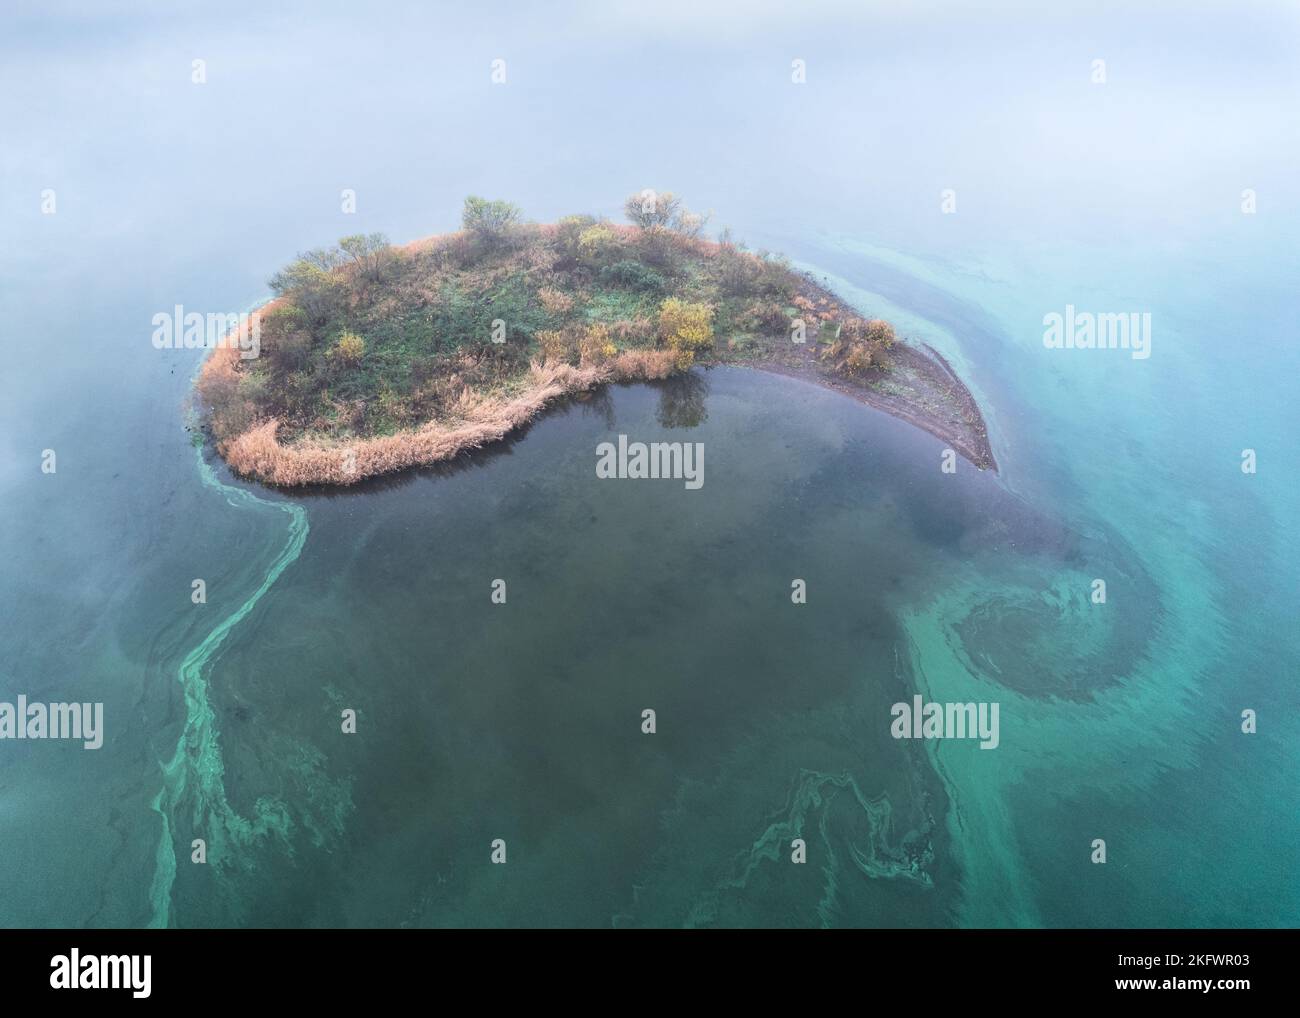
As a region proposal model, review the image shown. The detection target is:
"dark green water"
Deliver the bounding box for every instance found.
[170,369,991,927]
[142,364,1145,927]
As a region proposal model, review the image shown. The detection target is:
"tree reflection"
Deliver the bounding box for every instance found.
[655,370,709,429]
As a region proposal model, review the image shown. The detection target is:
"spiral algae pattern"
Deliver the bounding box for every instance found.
[147,443,309,928]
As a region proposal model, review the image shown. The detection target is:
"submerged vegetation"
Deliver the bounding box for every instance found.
[198,192,987,485]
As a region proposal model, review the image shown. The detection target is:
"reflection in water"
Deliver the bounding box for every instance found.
[654,371,710,430]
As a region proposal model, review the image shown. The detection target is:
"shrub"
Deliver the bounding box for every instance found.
[841,317,896,349]
[537,287,575,316]
[610,317,655,345]
[410,355,442,385]
[263,303,307,334]
[673,209,708,239]
[717,244,774,296]
[744,299,789,334]
[269,328,312,372]
[268,254,346,327]
[577,225,620,266]
[599,259,665,292]
[578,322,617,365]
[554,214,598,265]
[864,318,896,348]
[820,316,896,379]
[199,370,260,442]
[332,332,365,366]
[536,328,579,364]
[658,297,714,370]
[841,343,874,376]
[261,304,313,372]
[754,252,797,298]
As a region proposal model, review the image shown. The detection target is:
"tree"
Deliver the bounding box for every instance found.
[462,196,521,246]
[623,189,709,236]
[268,251,346,327]
[624,189,682,230]
[338,233,393,281]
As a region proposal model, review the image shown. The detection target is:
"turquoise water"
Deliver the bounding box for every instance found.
[794,233,1300,927]
[1,1,1296,928]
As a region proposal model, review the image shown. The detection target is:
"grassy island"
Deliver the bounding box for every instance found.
[199,193,996,485]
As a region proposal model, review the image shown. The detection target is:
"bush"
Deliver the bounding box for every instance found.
[554,214,598,265]
[864,318,896,348]
[599,259,665,292]
[841,317,896,349]
[268,253,347,327]
[716,243,761,295]
[658,297,714,370]
[609,317,655,345]
[841,343,874,376]
[755,252,797,299]
[537,287,575,317]
[536,328,579,364]
[821,316,896,379]
[332,332,365,367]
[263,303,307,334]
[199,370,260,442]
[577,225,620,266]
[269,328,312,372]
[744,299,789,334]
[578,322,617,365]
[410,355,442,385]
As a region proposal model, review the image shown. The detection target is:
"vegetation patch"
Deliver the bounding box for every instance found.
[198,192,985,486]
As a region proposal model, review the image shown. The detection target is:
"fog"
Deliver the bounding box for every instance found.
[1,0,1296,492]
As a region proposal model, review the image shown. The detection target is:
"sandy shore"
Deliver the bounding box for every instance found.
[736,275,997,472]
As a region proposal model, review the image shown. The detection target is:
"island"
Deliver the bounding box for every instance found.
[197,193,996,486]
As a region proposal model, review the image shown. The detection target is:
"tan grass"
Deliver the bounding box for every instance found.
[216,351,677,486]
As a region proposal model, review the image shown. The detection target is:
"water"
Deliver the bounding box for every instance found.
[1,1,1296,928]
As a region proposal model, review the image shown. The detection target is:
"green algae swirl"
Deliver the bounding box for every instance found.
[147,442,309,928]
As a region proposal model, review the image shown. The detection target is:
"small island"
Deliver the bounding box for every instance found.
[198,193,996,486]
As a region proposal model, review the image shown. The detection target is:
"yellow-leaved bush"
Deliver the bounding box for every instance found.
[657,297,714,370]
[332,331,365,366]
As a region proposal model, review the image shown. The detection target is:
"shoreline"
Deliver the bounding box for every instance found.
[199,235,997,487]
[732,273,997,473]
[747,356,997,473]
